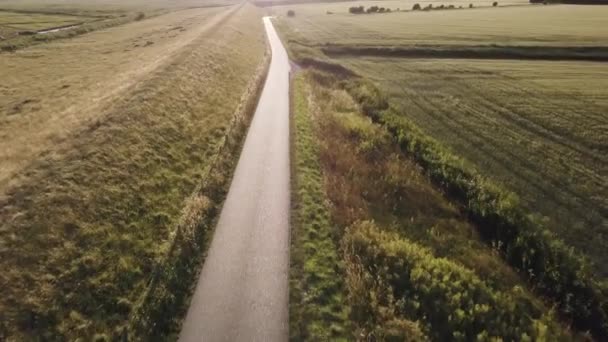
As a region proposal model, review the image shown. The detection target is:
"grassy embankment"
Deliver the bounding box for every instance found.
[291,71,573,340]
[0,0,234,51]
[0,4,267,340]
[277,3,608,339]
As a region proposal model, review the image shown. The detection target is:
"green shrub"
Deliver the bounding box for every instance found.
[349,6,365,14]
[343,221,564,340]
[367,5,380,13]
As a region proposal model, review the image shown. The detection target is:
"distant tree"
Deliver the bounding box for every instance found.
[326,10,334,14]
[349,6,365,14]
[378,7,386,12]
[135,12,145,21]
[448,4,456,8]
[287,9,295,17]
[423,3,433,10]
[493,1,498,5]
[412,3,422,10]
[469,3,474,7]
[438,4,445,9]
[367,5,380,13]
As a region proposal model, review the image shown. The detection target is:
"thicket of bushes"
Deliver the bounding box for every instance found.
[339,78,608,339]
[344,221,566,340]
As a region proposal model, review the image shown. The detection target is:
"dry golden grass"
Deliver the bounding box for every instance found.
[0,3,267,340]
[0,5,228,194]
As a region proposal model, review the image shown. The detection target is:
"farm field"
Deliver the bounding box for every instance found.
[275,4,608,46]
[291,70,575,340]
[0,2,267,340]
[276,0,608,275]
[277,1,608,339]
[340,57,608,274]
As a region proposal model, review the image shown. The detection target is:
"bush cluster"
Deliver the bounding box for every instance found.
[349,5,392,14]
[412,3,459,11]
[344,221,564,340]
[340,78,608,340]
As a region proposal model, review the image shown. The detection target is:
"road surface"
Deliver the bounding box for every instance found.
[178,17,291,342]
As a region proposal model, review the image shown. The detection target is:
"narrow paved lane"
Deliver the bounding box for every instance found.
[178,17,291,342]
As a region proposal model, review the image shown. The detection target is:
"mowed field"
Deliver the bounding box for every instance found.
[275,2,608,277]
[0,2,267,340]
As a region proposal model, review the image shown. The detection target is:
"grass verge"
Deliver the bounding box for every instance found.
[290,74,349,340]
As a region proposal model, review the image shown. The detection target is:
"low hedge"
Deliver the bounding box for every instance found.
[343,221,565,340]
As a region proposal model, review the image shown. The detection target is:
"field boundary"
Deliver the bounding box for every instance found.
[321,44,608,61]
[125,35,271,340]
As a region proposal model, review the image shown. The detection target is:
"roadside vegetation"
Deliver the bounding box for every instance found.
[291,70,575,340]
[290,75,349,340]
[277,1,608,339]
[0,4,267,340]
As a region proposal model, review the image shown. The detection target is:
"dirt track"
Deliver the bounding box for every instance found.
[178,17,291,342]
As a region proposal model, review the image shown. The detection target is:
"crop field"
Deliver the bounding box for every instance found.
[276,0,608,273]
[278,1,608,339]
[0,2,267,340]
[340,57,608,274]
[275,4,608,46]
[291,71,575,340]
